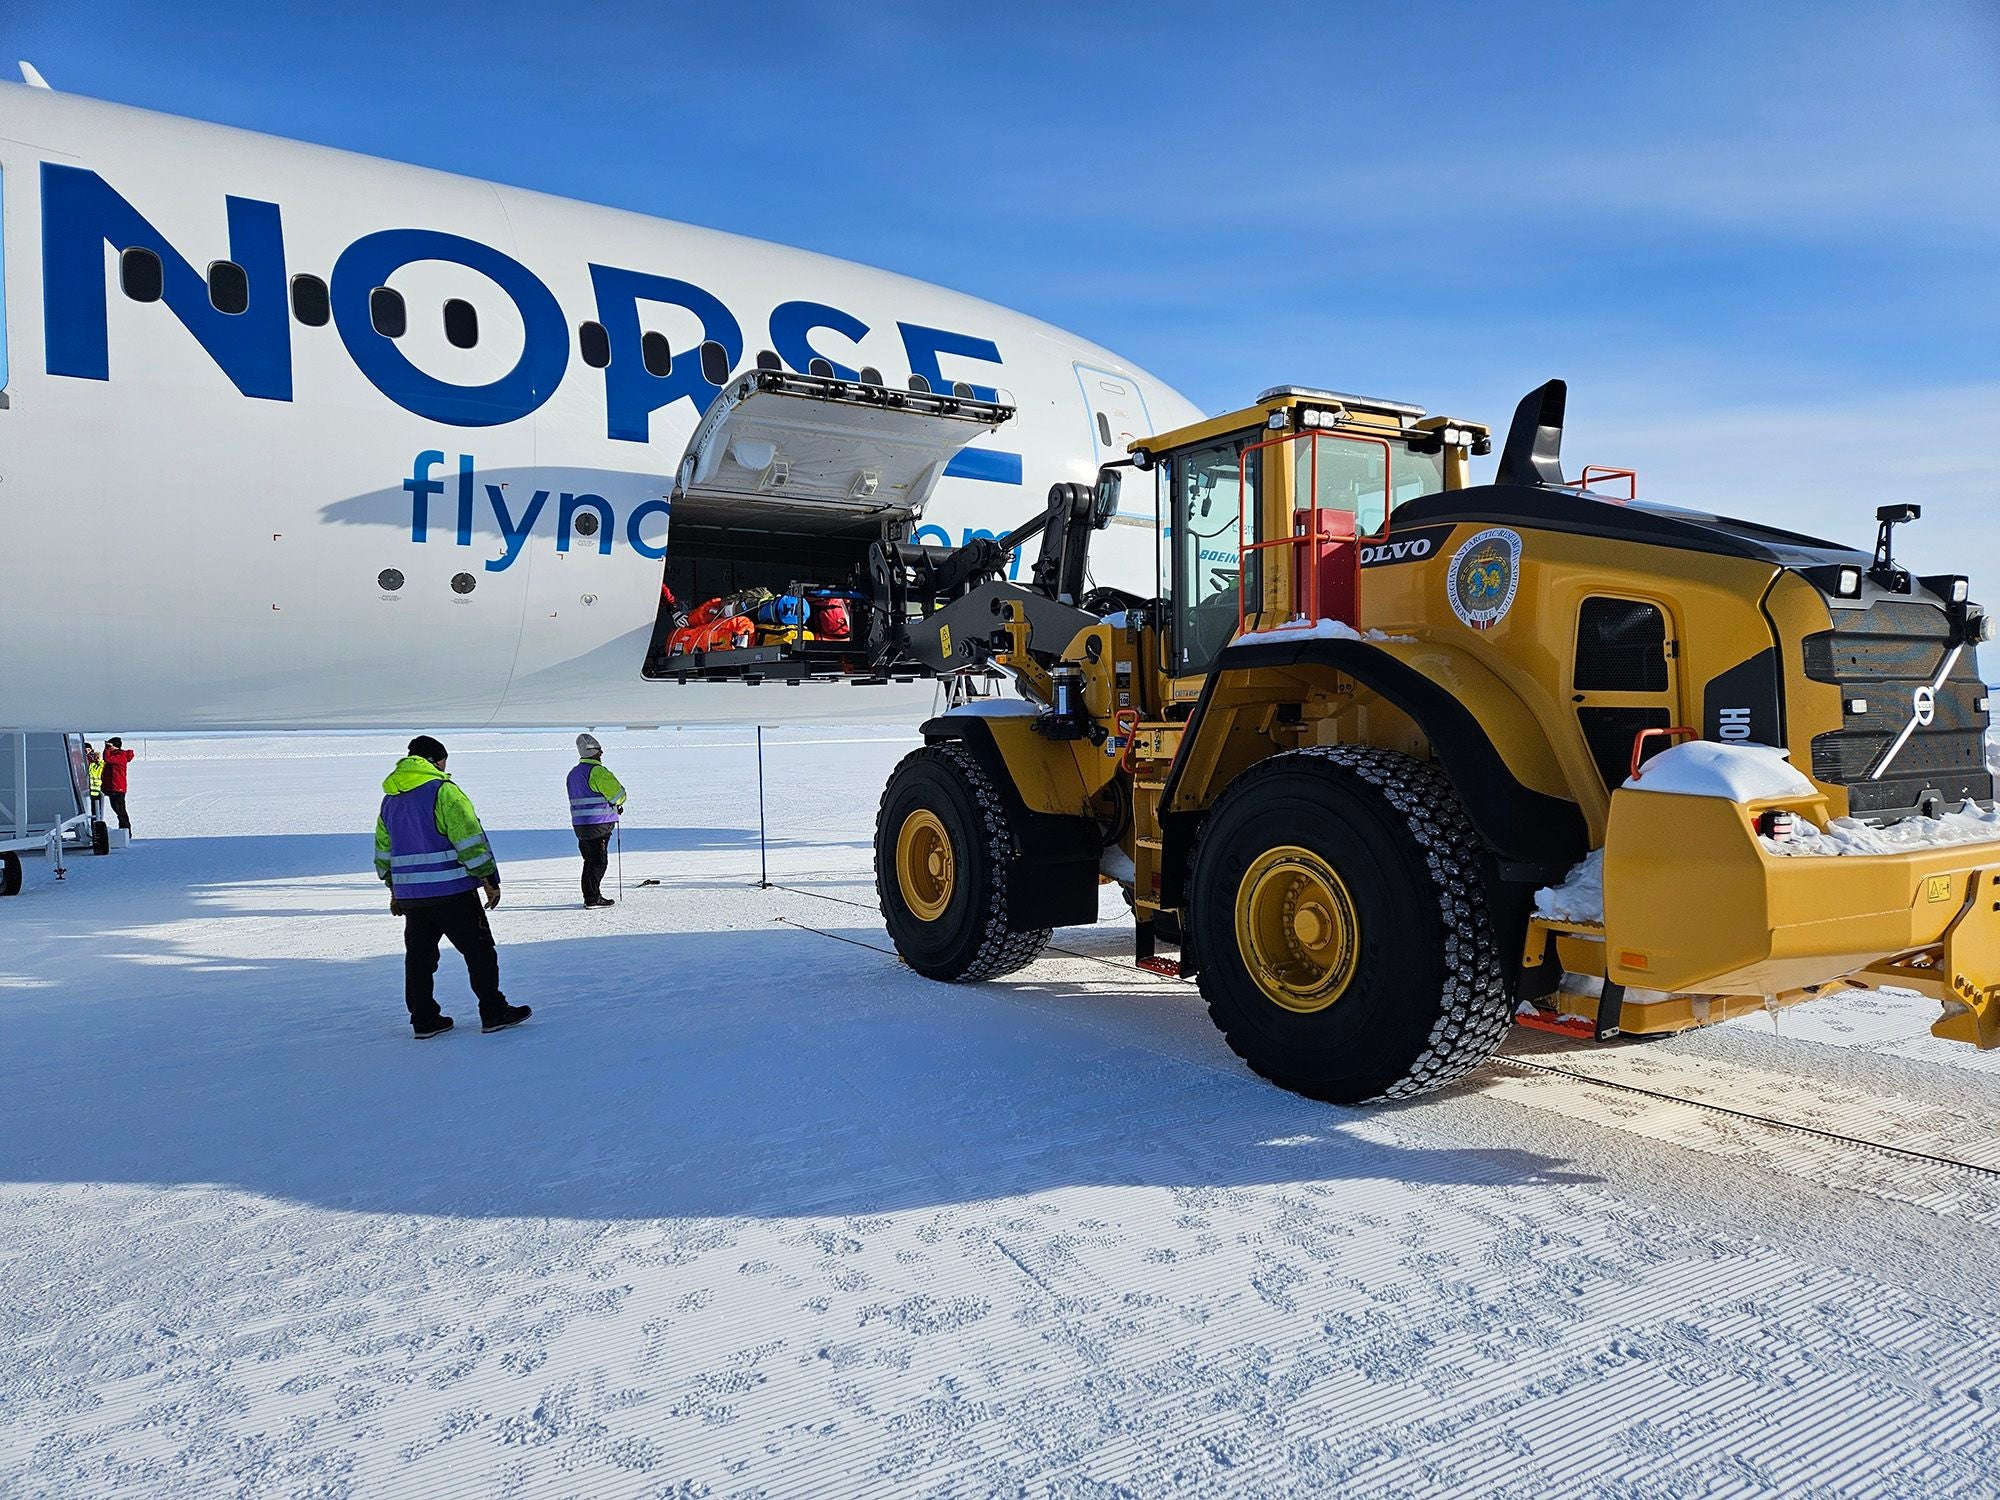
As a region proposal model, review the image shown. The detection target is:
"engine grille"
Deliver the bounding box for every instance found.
[1802,597,1992,816]
[1575,598,1669,692]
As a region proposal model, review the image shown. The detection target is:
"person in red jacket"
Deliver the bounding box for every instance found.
[101,737,135,832]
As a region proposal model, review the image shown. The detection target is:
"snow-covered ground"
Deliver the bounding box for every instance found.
[6,729,2000,1497]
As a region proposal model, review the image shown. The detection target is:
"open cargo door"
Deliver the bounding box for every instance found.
[648,369,1017,680]
[671,369,1015,550]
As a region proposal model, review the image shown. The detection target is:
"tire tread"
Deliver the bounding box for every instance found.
[874,741,1051,981]
[1191,745,1513,1102]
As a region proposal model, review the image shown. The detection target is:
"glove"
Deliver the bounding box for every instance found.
[389,896,404,917]
[484,880,502,910]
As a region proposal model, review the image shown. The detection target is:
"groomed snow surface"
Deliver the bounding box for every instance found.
[7,730,2000,1497]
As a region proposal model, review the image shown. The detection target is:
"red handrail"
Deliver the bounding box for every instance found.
[1579,465,1638,502]
[1629,725,1699,780]
[1113,708,1141,771]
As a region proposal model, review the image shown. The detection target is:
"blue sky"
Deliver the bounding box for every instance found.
[11,0,1999,568]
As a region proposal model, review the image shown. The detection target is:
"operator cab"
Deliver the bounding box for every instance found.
[1134,388,1489,689]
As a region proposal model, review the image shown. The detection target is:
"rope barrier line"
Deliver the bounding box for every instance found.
[766,880,1144,973]
[772,915,900,958]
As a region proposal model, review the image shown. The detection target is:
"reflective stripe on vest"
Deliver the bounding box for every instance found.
[380,780,480,899]
[568,761,617,827]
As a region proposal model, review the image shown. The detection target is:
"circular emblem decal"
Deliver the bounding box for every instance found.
[1913,684,1936,727]
[1445,527,1522,630]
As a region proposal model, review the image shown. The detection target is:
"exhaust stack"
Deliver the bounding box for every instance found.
[1496,379,1567,488]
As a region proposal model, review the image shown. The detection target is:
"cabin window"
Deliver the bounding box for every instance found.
[369,286,406,339]
[579,321,611,368]
[443,298,478,349]
[120,247,163,303]
[290,274,330,326]
[641,330,673,378]
[700,340,730,387]
[207,260,248,315]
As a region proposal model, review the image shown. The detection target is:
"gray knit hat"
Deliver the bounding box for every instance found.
[576,732,602,758]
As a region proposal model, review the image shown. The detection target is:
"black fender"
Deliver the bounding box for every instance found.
[1160,639,1588,887]
[919,715,1103,929]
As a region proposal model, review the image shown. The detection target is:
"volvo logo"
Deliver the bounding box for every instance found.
[1359,523,1457,569]
[1359,537,1433,565]
[1913,685,1936,726]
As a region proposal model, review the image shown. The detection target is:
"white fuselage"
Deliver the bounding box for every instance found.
[0,84,1198,730]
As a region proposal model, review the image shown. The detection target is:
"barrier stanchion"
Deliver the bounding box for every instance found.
[756,724,771,889]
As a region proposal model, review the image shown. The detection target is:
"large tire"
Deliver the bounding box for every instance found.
[1188,746,1512,1103]
[875,742,1052,981]
[0,852,20,897]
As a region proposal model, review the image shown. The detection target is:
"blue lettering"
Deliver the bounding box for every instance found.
[898,322,1002,401]
[557,492,613,555]
[769,300,868,380]
[911,524,952,549]
[332,229,567,427]
[408,452,677,565]
[899,322,1019,485]
[626,498,671,560]
[403,450,446,542]
[455,453,475,545]
[944,449,1024,485]
[40,175,1030,481]
[41,164,291,399]
[485,484,547,572]
[589,265,741,442]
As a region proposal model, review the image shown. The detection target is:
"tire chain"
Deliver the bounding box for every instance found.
[873,742,1052,981]
[1196,744,1514,1101]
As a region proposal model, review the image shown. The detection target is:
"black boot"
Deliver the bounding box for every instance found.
[413,1015,455,1040]
[481,1003,532,1034]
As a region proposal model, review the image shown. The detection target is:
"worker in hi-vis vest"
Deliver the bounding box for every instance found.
[84,742,103,816]
[374,735,531,1040]
[568,732,627,908]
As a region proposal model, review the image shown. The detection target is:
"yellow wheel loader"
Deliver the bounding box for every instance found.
[869,379,2000,1103]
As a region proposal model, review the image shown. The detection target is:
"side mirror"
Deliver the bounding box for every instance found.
[1091,466,1121,529]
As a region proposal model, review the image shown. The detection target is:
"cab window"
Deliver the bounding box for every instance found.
[1172,438,1260,676]
[1292,434,1445,536]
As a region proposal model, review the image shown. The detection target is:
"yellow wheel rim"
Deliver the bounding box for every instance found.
[895,808,956,922]
[1234,844,1360,1013]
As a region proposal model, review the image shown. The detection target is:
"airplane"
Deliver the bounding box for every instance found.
[0,73,1203,731]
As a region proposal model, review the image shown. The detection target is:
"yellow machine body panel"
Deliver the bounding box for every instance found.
[1597,784,2000,1047]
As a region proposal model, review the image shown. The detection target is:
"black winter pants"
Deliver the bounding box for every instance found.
[105,789,130,831]
[577,826,613,903]
[402,889,507,1027]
